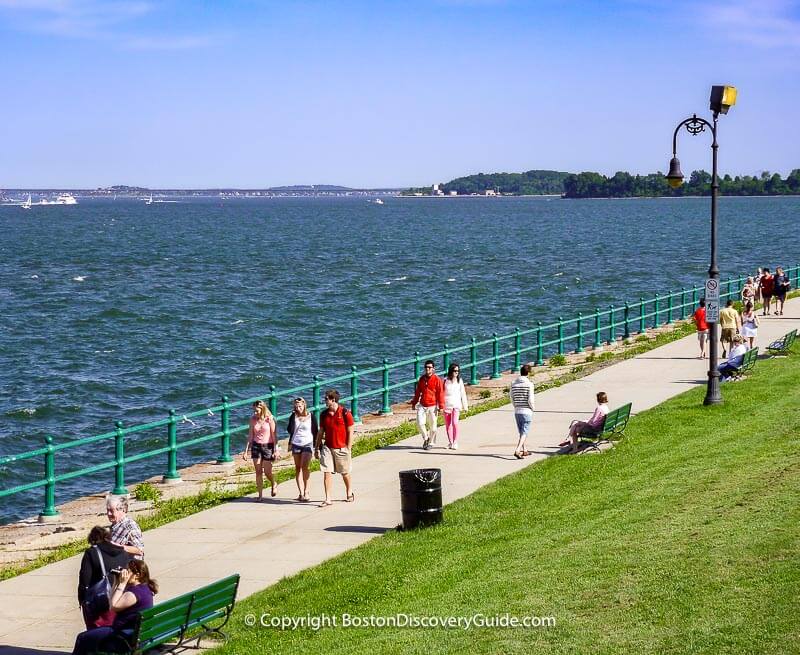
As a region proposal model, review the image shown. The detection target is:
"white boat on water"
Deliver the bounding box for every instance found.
[21,194,32,210]
[56,193,77,205]
[370,198,384,205]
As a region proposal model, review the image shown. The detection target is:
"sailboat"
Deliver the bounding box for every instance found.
[21,194,32,210]
[145,194,153,205]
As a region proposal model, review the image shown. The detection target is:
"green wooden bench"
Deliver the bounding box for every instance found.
[104,574,240,654]
[767,329,796,356]
[579,402,632,452]
[732,347,759,379]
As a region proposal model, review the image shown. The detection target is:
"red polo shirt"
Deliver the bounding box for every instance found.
[319,405,354,449]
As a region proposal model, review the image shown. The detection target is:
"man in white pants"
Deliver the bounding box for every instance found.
[410,359,444,450]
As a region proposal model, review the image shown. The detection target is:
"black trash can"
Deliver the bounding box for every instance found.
[399,468,443,530]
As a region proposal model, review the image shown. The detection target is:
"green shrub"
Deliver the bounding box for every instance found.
[479,390,492,399]
[549,354,567,367]
[134,481,162,505]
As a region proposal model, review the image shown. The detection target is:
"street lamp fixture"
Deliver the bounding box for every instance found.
[667,85,737,406]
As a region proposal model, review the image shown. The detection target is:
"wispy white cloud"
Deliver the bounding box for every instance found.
[702,0,800,49]
[0,0,219,49]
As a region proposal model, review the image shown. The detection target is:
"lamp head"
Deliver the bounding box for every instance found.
[710,85,737,116]
[666,156,684,188]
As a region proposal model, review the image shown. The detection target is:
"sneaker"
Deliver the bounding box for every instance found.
[422,438,430,450]
[452,442,459,450]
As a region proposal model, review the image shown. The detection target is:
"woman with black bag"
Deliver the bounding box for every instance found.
[77,526,131,628]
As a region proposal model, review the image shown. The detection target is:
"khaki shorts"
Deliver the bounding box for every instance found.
[319,446,352,475]
[721,327,736,343]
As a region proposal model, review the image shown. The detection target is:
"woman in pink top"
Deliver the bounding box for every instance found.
[562,392,609,454]
[244,400,278,501]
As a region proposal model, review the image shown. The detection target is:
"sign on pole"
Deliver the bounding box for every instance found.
[705,279,720,322]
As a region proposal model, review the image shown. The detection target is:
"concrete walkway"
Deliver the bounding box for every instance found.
[1,300,797,654]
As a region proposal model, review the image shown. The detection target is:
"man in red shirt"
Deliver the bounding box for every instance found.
[692,298,709,359]
[315,388,355,506]
[410,359,444,450]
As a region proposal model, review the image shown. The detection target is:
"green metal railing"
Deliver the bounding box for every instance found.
[2,265,797,520]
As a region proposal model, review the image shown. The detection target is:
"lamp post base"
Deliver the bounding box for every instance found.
[703,374,723,405]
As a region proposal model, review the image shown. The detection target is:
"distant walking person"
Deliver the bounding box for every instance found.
[287,397,317,502]
[509,364,535,459]
[759,267,774,316]
[692,298,709,359]
[315,389,355,506]
[740,277,756,306]
[443,362,469,450]
[718,299,740,358]
[411,360,444,450]
[773,266,790,315]
[106,495,144,560]
[740,301,759,349]
[244,400,278,501]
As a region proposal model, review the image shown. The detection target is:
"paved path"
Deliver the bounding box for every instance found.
[1,300,797,654]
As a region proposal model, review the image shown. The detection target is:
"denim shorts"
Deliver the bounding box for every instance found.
[250,442,275,461]
[514,412,532,435]
[292,444,313,455]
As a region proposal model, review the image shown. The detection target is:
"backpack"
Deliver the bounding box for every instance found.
[83,546,112,620]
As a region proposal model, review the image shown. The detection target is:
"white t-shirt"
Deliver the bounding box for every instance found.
[292,415,314,447]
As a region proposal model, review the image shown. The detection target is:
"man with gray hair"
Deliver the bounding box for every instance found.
[106,494,144,559]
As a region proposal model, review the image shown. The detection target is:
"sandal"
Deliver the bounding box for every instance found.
[271,485,278,497]
[558,439,570,448]
[521,450,532,457]
[346,493,355,503]
[321,500,333,507]
[514,451,523,459]
[296,494,304,502]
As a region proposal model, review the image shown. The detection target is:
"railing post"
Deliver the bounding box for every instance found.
[608,305,615,343]
[217,396,233,464]
[350,365,361,423]
[692,287,698,308]
[577,312,583,351]
[39,435,59,521]
[413,351,421,380]
[469,338,478,385]
[594,307,601,349]
[381,358,393,414]
[536,321,544,366]
[514,327,521,371]
[443,343,450,374]
[624,303,631,339]
[557,318,564,355]
[163,410,180,483]
[654,293,660,327]
[794,265,799,289]
[113,421,127,496]
[491,332,501,378]
[268,384,277,418]
[667,293,673,323]
[312,376,321,423]
[639,297,646,334]
[680,287,687,319]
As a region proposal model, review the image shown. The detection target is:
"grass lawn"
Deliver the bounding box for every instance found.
[211,353,800,655]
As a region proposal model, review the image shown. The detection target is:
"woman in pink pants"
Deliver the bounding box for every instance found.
[443,362,469,450]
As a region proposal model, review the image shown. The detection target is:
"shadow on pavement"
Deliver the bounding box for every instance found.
[0,647,68,655]
[324,526,388,534]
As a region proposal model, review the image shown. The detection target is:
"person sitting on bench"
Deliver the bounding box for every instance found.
[561,391,609,454]
[718,335,748,381]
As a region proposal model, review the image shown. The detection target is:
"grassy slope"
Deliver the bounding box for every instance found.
[213,353,800,655]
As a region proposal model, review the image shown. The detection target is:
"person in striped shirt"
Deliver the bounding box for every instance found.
[509,364,535,459]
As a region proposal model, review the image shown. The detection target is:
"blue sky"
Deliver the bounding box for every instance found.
[1,0,799,188]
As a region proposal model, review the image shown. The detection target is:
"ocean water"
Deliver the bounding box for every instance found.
[1,195,798,522]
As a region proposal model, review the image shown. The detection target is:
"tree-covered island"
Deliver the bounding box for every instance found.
[404,168,800,198]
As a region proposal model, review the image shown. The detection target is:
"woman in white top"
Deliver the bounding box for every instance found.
[740,301,759,349]
[286,397,318,502]
[443,362,469,450]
